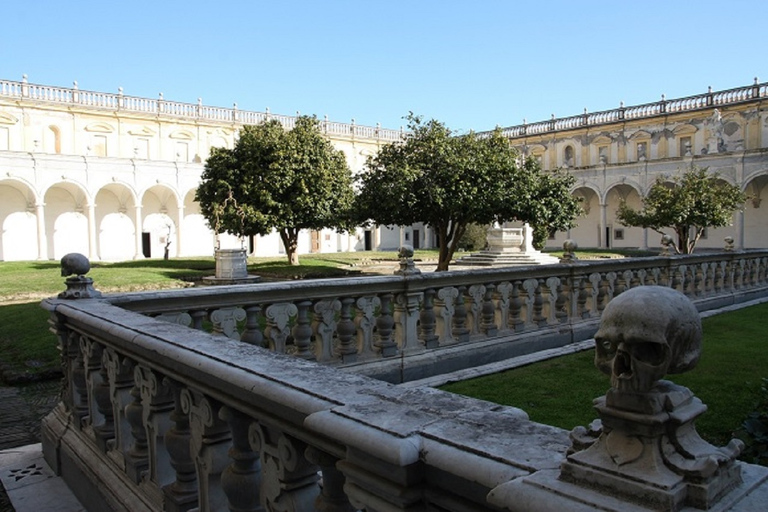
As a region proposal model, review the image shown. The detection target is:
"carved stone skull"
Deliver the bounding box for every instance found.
[594,286,701,393]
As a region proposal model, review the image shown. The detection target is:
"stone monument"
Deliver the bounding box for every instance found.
[456,223,559,267]
[489,286,768,511]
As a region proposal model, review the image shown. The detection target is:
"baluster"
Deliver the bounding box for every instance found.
[591,273,607,314]
[220,407,262,512]
[531,279,547,327]
[435,287,458,345]
[305,447,354,512]
[313,299,340,362]
[250,425,320,511]
[124,367,149,483]
[355,296,380,357]
[481,283,498,336]
[241,305,264,346]
[467,284,486,335]
[495,282,512,332]
[575,276,589,319]
[136,365,175,499]
[81,336,111,445]
[183,389,231,512]
[633,269,645,288]
[395,291,423,353]
[265,303,298,354]
[453,286,470,342]
[714,261,725,293]
[71,333,89,428]
[522,278,539,328]
[419,289,439,349]
[614,271,627,296]
[547,276,567,324]
[211,306,246,340]
[693,264,703,296]
[190,309,207,331]
[104,347,135,463]
[292,301,314,359]
[337,297,357,362]
[508,280,525,331]
[156,312,192,326]
[375,293,397,357]
[163,379,198,512]
[604,271,617,304]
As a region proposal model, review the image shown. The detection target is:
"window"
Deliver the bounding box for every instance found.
[91,135,107,157]
[564,145,574,167]
[175,141,189,162]
[598,146,609,164]
[614,228,624,240]
[679,136,692,156]
[636,141,647,161]
[405,232,410,241]
[0,127,8,151]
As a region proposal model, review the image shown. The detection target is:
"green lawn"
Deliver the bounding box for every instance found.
[441,302,768,448]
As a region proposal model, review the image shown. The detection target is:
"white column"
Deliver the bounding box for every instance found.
[642,228,649,250]
[35,202,47,260]
[134,205,143,259]
[86,203,97,260]
[177,205,185,257]
[599,203,608,248]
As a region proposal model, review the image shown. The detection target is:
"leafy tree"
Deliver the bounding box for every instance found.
[458,223,490,252]
[617,166,746,254]
[196,116,355,265]
[355,114,580,270]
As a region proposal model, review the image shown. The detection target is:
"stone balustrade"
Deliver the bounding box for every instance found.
[105,250,768,383]
[0,76,405,142]
[496,80,767,138]
[41,251,768,511]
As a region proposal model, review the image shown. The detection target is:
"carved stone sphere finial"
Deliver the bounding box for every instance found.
[594,286,701,393]
[724,236,735,251]
[60,253,91,277]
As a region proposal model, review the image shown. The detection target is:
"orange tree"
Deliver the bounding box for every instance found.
[355,114,580,271]
[196,116,355,265]
[617,167,746,254]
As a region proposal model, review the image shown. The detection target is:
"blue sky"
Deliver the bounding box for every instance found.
[3,1,766,133]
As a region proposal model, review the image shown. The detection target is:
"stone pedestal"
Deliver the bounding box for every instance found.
[457,225,559,267]
[202,248,260,285]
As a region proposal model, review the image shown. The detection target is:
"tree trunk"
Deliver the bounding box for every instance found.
[280,229,300,266]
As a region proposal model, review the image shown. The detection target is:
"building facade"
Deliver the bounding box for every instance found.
[0,76,431,262]
[499,81,768,250]
[1,76,766,262]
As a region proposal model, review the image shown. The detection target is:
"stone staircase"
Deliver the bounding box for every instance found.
[455,249,560,267]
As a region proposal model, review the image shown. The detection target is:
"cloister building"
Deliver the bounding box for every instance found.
[0,76,766,262]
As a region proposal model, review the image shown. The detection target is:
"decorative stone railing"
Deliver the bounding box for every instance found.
[495,80,767,138]
[103,250,768,383]
[0,76,405,142]
[41,251,768,511]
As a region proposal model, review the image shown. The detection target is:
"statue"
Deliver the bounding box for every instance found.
[563,287,744,510]
[58,253,102,299]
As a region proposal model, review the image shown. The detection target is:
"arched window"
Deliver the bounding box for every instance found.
[46,125,61,154]
[564,145,574,167]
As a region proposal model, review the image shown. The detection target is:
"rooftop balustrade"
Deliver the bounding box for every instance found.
[496,80,767,138]
[41,250,768,511]
[0,76,405,142]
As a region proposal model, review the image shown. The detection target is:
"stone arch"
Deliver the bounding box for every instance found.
[43,181,91,260]
[139,184,181,259]
[0,178,38,261]
[605,183,644,249]
[182,187,215,256]
[563,185,601,248]
[95,183,139,261]
[743,171,768,248]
